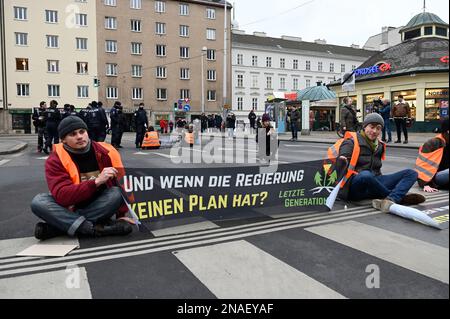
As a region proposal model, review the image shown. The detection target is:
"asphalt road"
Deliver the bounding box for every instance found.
[0,133,448,299]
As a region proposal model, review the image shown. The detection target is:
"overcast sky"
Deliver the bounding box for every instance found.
[231,0,449,47]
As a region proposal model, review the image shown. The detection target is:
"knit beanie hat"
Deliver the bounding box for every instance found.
[262,113,271,122]
[58,116,88,139]
[363,113,384,129]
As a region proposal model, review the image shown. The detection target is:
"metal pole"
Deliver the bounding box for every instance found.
[201,50,205,114]
[0,0,8,110]
[223,1,228,111]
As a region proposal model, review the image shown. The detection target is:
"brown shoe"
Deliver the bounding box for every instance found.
[372,198,394,213]
[400,193,426,206]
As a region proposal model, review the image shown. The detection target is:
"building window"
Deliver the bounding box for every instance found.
[330,63,334,72]
[131,19,141,32]
[206,8,216,19]
[106,63,118,76]
[180,47,189,58]
[252,75,258,88]
[46,35,59,48]
[179,4,189,16]
[280,77,286,90]
[180,89,190,99]
[237,74,244,87]
[105,17,117,29]
[207,70,216,81]
[252,98,258,110]
[156,44,166,56]
[207,49,216,61]
[306,60,311,71]
[180,25,189,37]
[132,65,142,77]
[318,62,323,71]
[105,40,117,53]
[76,37,88,50]
[45,10,58,23]
[76,13,87,26]
[76,62,88,74]
[156,66,167,78]
[206,28,216,40]
[293,78,299,90]
[237,97,243,111]
[130,0,142,9]
[104,0,116,6]
[15,32,28,46]
[436,27,448,37]
[16,58,29,71]
[14,7,27,20]
[131,42,142,55]
[237,54,243,65]
[156,22,166,35]
[424,26,433,35]
[180,68,190,80]
[293,59,298,70]
[404,28,421,40]
[107,87,118,99]
[306,79,311,87]
[207,90,216,101]
[47,60,59,72]
[266,77,272,89]
[157,88,167,100]
[17,83,30,96]
[425,89,449,120]
[155,1,166,13]
[266,57,272,67]
[48,85,60,97]
[341,64,346,72]
[252,55,258,67]
[77,86,89,98]
[132,88,143,100]
[280,58,285,69]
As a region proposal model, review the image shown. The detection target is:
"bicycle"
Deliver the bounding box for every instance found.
[335,122,362,138]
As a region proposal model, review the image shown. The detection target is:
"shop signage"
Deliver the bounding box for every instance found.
[426,89,448,99]
[354,63,391,77]
[440,56,449,63]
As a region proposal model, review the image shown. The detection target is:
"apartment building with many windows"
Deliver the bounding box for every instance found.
[0,0,98,133]
[231,30,377,122]
[96,0,232,125]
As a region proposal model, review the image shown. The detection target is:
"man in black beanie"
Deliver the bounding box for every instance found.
[30,116,133,240]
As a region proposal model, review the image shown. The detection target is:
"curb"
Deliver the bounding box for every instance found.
[0,142,28,155]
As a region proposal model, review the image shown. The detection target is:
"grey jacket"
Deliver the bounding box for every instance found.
[340,104,357,131]
[338,133,385,200]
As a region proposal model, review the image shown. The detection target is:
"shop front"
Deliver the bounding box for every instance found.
[10,109,32,134]
[425,88,449,120]
[363,93,384,116]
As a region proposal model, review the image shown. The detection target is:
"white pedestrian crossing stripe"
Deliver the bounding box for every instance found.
[173,240,345,299]
[306,221,449,284]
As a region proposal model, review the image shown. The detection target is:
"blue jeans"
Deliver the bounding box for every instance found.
[382,118,392,141]
[348,169,418,203]
[435,169,449,187]
[291,122,298,139]
[31,187,124,236]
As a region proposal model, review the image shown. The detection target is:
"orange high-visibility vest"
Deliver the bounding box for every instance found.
[185,132,194,145]
[415,134,446,182]
[327,132,386,188]
[53,142,123,185]
[141,131,161,148]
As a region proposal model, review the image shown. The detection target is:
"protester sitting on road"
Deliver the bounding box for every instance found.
[141,126,161,150]
[30,116,132,240]
[416,116,449,192]
[336,113,425,210]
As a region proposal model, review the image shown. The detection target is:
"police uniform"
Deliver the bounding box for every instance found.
[134,107,148,148]
[32,107,48,152]
[45,106,61,150]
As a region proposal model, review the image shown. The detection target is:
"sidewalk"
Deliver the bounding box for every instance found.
[200,130,435,149]
[0,138,28,155]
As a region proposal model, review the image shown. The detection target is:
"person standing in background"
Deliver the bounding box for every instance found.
[391,95,411,144]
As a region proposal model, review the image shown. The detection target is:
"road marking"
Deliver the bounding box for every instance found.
[0,267,92,299]
[152,152,178,159]
[283,144,328,148]
[0,159,11,166]
[306,221,449,284]
[174,240,345,299]
[36,156,49,160]
[152,220,219,237]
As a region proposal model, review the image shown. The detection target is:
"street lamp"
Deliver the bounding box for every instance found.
[201,46,207,114]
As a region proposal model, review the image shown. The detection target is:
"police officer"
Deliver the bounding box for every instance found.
[32,101,48,153]
[62,104,78,120]
[97,101,109,142]
[44,100,61,152]
[134,103,148,148]
[110,101,126,148]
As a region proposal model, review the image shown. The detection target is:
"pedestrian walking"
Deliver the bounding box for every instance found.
[256,113,277,162]
[379,99,392,143]
[226,113,236,139]
[391,95,411,144]
[340,97,358,133]
[248,109,257,134]
[288,105,300,140]
[134,103,148,149]
[32,101,49,154]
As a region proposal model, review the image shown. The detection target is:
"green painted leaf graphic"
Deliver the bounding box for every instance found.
[314,172,322,186]
[328,171,338,186]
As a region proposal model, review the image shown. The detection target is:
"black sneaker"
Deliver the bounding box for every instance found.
[395,140,401,144]
[403,140,408,144]
[94,220,132,237]
[34,222,65,240]
[43,147,50,155]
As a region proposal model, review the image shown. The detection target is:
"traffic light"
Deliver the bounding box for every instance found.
[93,78,100,87]
[174,102,178,111]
